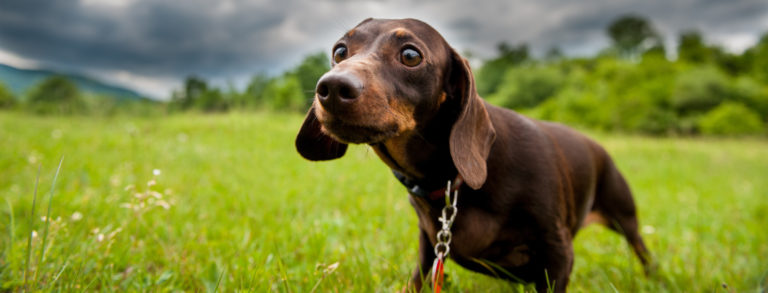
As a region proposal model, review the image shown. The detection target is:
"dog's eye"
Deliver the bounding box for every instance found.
[401,47,422,67]
[333,45,348,63]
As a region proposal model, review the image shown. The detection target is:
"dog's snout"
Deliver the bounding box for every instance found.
[316,72,363,108]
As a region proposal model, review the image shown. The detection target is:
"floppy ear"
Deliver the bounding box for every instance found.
[295,105,348,161]
[446,51,496,189]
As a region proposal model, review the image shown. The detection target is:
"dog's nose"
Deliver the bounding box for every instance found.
[316,72,363,109]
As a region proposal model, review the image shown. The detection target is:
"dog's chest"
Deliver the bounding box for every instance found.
[410,195,536,270]
[410,196,501,256]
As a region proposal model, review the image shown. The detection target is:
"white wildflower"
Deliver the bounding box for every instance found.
[28,152,40,165]
[325,262,340,274]
[110,175,121,187]
[149,191,163,199]
[51,129,62,139]
[71,211,83,221]
[642,225,656,234]
[108,228,123,239]
[177,133,188,143]
[153,169,161,176]
[155,200,171,210]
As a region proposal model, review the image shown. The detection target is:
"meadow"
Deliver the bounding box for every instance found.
[1,111,767,292]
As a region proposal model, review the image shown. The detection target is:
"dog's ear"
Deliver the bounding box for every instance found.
[446,50,496,189]
[296,105,348,161]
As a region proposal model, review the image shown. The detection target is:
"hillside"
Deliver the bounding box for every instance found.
[0,63,146,100]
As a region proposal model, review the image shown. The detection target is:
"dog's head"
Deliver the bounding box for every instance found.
[296,18,495,189]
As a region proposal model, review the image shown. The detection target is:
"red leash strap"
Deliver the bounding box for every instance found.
[431,252,445,293]
[430,177,461,293]
[427,176,464,201]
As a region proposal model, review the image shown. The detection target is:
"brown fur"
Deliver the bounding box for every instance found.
[296,18,652,292]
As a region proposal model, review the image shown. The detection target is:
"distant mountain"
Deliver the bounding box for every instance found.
[0,63,146,101]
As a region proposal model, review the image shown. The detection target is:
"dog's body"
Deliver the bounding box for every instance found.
[296,18,651,292]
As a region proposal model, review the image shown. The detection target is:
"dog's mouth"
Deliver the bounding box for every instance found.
[320,117,399,144]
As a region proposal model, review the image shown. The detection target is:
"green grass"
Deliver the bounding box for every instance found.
[1,111,767,291]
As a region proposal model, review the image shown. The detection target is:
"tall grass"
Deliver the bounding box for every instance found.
[0,111,767,291]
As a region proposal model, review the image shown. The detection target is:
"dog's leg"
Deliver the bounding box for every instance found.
[406,228,436,293]
[534,225,573,293]
[593,159,653,275]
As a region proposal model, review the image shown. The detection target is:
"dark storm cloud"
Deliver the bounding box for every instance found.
[0,0,766,97]
[0,0,289,77]
[432,0,768,57]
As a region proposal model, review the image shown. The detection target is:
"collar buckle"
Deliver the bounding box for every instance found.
[392,170,463,201]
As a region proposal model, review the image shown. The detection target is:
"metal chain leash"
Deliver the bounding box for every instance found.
[431,180,459,293]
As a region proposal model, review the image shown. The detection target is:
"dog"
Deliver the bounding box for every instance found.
[295,18,652,292]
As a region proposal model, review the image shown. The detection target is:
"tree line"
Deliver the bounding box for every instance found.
[477,15,768,136]
[0,75,163,116]
[1,15,766,136]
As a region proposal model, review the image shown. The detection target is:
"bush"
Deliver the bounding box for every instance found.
[0,82,15,109]
[475,43,530,96]
[699,102,764,136]
[532,87,608,130]
[239,73,270,109]
[610,93,678,134]
[488,65,564,109]
[671,66,730,114]
[261,75,307,112]
[730,77,768,121]
[25,75,86,115]
[195,88,229,112]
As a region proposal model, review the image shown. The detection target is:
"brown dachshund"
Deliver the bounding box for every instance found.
[296,18,652,292]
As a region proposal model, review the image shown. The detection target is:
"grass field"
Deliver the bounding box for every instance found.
[1,111,767,292]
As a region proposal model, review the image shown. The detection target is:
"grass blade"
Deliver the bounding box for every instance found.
[23,164,42,292]
[214,268,226,292]
[4,197,15,264]
[35,156,64,284]
[50,261,69,287]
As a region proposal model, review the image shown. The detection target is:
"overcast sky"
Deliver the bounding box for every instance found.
[1,0,767,99]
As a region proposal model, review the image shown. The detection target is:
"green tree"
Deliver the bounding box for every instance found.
[290,52,330,98]
[489,65,564,109]
[476,42,530,96]
[0,82,15,109]
[261,75,305,112]
[678,31,711,63]
[712,47,748,76]
[607,15,662,60]
[235,52,329,111]
[671,66,730,115]
[730,77,768,121]
[241,73,272,108]
[545,47,564,61]
[743,33,768,83]
[26,75,85,114]
[195,87,229,112]
[182,76,208,108]
[170,75,229,112]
